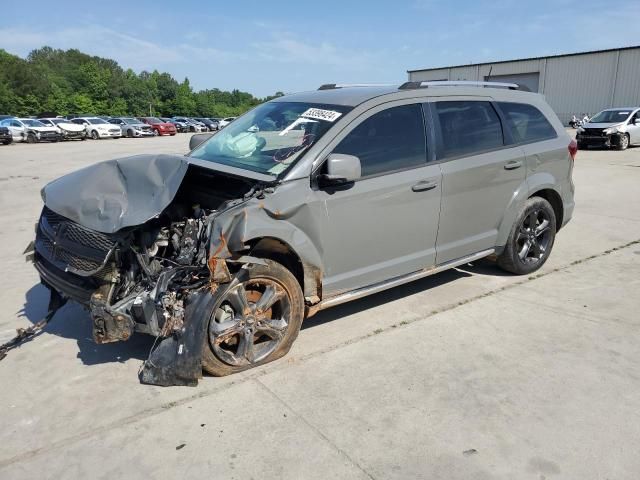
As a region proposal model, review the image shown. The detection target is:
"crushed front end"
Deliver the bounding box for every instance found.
[29,154,264,386]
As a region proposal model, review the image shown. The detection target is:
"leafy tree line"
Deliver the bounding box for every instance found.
[0,47,283,118]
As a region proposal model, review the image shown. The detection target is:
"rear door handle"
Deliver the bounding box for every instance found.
[411,181,438,192]
[504,160,523,170]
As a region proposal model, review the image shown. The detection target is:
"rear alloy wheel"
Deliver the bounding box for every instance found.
[497,197,556,275]
[26,133,37,144]
[153,129,159,136]
[202,259,304,376]
[617,133,630,151]
[91,130,99,140]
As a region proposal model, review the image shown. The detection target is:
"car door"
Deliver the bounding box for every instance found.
[430,98,526,264]
[9,120,25,141]
[313,101,442,295]
[627,110,640,144]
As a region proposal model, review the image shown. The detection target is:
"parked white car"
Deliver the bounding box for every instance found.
[71,117,122,140]
[0,118,62,143]
[218,117,236,128]
[38,118,87,140]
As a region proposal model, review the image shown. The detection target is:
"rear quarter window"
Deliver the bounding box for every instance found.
[498,102,557,144]
[434,101,504,159]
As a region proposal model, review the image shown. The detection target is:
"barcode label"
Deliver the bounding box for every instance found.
[301,108,342,122]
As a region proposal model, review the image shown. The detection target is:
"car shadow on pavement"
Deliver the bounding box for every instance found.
[19,260,508,362]
[303,265,483,330]
[20,283,154,366]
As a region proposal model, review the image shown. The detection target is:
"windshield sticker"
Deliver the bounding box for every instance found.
[301,108,343,123]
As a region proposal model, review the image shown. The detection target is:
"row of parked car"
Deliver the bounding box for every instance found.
[0,115,236,144]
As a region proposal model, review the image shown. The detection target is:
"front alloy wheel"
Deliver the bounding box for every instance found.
[497,197,556,275]
[202,259,304,376]
[617,133,630,151]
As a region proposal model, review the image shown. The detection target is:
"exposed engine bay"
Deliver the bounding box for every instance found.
[30,155,267,386]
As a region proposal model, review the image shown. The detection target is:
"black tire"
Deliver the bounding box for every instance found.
[497,197,556,275]
[616,133,630,151]
[26,133,37,144]
[153,129,159,136]
[202,259,304,376]
[91,130,99,140]
[2,140,11,145]
[577,141,585,150]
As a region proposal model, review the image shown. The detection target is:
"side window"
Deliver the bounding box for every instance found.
[434,101,504,159]
[498,102,557,143]
[332,104,427,177]
[11,120,22,127]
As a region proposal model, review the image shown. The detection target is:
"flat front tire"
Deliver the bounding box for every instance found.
[202,259,304,376]
[497,197,556,275]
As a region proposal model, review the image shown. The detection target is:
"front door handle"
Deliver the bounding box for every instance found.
[411,181,438,192]
[504,160,523,170]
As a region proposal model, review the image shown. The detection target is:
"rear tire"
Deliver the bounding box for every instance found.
[202,259,304,376]
[497,197,556,275]
[26,133,37,144]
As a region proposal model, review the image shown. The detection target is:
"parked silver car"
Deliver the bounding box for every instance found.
[28,81,575,385]
[576,107,640,150]
[108,117,155,138]
[0,118,62,143]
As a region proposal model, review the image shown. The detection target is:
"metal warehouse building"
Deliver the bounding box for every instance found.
[407,46,640,124]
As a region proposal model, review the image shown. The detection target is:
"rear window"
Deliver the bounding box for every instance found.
[498,102,557,143]
[435,101,504,158]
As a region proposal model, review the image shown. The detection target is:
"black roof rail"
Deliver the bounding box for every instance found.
[398,80,522,90]
[318,83,395,90]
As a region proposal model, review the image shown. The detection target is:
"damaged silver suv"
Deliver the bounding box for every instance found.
[28,81,576,386]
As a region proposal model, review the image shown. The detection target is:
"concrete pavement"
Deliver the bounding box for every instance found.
[0,134,638,479]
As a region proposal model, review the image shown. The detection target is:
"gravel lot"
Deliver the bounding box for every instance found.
[0,134,639,479]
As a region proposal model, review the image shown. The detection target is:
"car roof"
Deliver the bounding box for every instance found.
[271,83,538,107]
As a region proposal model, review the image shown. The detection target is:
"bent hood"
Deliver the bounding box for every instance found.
[41,154,190,233]
[57,123,87,132]
[583,122,624,129]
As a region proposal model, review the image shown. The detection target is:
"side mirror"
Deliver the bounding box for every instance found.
[317,153,362,187]
[634,118,640,125]
[189,132,215,150]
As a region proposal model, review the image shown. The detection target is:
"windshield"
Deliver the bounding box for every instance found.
[146,117,162,123]
[189,101,351,176]
[51,119,65,125]
[123,118,140,124]
[590,110,632,123]
[87,118,108,125]
[22,119,46,127]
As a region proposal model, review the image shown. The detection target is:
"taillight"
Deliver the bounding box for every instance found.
[568,139,578,160]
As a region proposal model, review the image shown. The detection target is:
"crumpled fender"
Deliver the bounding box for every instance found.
[208,197,325,299]
[41,154,190,234]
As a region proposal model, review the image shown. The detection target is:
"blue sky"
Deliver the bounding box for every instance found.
[1,0,638,97]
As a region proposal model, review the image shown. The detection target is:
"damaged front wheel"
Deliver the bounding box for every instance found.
[202,259,304,376]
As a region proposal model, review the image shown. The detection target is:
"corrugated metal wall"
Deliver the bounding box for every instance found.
[408,48,640,124]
